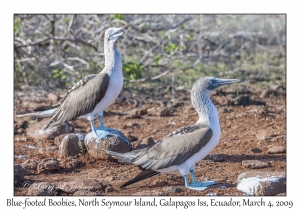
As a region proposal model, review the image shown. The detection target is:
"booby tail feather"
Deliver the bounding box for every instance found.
[120,169,160,188]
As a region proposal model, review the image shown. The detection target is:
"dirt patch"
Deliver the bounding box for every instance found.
[14,88,286,196]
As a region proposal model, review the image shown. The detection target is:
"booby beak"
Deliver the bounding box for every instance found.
[109,27,124,41]
[207,78,240,90]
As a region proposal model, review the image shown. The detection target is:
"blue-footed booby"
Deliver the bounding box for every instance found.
[103,77,240,190]
[17,27,124,138]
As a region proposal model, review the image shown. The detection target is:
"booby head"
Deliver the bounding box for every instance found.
[192,76,240,94]
[105,27,124,43]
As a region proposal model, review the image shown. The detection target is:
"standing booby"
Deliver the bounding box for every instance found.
[103,77,240,190]
[17,27,124,138]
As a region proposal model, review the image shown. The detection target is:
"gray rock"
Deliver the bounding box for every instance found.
[268,146,286,154]
[160,107,175,117]
[207,154,225,162]
[37,158,60,174]
[242,160,271,169]
[73,190,102,196]
[21,159,39,171]
[237,171,286,195]
[105,186,114,193]
[271,135,286,143]
[27,182,56,196]
[58,134,81,158]
[59,157,78,171]
[58,178,106,194]
[26,118,74,140]
[14,165,24,184]
[84,129,132,160]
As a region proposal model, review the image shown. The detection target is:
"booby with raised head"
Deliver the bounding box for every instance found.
[103,77,240,190]
[17,27,124,139]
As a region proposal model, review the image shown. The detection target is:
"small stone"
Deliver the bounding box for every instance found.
[105,176,116,182]
[268,146,286,154]
[73,190,102,196]
[37,158,60,174]
[271,135,286,143]
[242,160,271,169]
[151,180,168,187]
[59,157,78,170]
[17,128,25,134]
[160,107,175,117]
[58,134,81,158]
[14,165,24,184]
[251,148,262,154]
[139,109,148,115]
[27,182,56,196]
[207,154,225,162]
[58,178,106,194]
[15,136,27,142]
[21,159,38,171]
[105,186,114,193]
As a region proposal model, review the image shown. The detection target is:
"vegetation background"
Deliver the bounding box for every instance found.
[14,14,286,96]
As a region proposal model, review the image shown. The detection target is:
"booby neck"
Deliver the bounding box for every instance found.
[103,43,122,75]
[192,89,219,128]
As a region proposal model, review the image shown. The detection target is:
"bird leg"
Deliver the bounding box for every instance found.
[183,170,216,191]
[90,116,117,139]
[97,116,105,128]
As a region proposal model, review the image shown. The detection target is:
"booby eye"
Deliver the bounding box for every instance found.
[208,81,212,84]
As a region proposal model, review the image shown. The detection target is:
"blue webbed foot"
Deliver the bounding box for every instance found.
[183,171,216,191]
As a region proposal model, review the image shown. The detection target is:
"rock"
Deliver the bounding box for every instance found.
[268,146,286,154]
[237,171,286,195]
[84,129,132,160]
[105,186,114,193]
[168,101,184,108]
[207,154,225,162]
[58,134,81,158]
[17,128,25,134]
[271,135,286,143]
[160,107,175,117]
[14,165,24,184]
[256,130,278,141]
[21,159,38,171]
[104,176,116,182]
[133,190,168,196]
[27,182,56,196]
[138,109,148,115]
[136,138,155,149]
[166,186,183,193]
[38,146,58,154]
[58,178,106,194]
[27,118,74,140]
[14,136,27,142]
[54,134,68,146]
[242,160,271,169]
[59,157,78,171]
[151,180,168,187]
[37,158,60,174]
[260,89,279,98]
[251,148,262,154]
[47,93,60,103]
[73,190,102,196]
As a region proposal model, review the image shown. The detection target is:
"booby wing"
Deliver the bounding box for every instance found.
[132,127,213,170]
[45,72,109,129]
[105,126,212,187]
